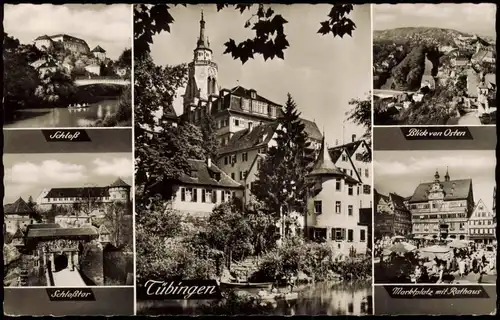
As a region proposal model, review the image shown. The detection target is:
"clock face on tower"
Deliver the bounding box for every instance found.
[208,67,216,77]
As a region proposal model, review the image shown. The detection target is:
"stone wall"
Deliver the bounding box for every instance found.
[80,240,104,285]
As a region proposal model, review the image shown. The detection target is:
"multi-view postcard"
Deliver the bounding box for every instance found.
[134,3,373,316]
[373,3,496,126]
[3,4,132,128]
[373,126,497,315]
[3,129,134,316]
[2,2,497,318]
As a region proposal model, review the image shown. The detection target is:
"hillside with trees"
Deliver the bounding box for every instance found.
[373,27,471,46]
[391,45,427,91]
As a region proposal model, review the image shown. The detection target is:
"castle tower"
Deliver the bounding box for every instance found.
[108,177,130,203]
[434,169,440,183]
[444,167,450,182]
[183,10,219,115]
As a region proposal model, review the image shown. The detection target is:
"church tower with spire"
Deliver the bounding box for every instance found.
[183,10,219,115]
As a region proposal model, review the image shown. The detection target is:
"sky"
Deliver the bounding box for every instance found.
[373,3,497,37]
[150,4,372,147]
[3,4,132,60]
[3,153,133,204]
[374,150,496,209]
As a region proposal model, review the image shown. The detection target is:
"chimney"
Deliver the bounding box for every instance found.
[352,134,356,142]
[207,158,212,168]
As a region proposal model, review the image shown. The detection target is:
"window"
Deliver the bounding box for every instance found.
[191,189,197,202]
[365,169,369,178]
[221,191,225,202]
[363,185,371,194]
[201,190,206,203]
[244,170,248,179]
[342,154,347,162]
[225,191,232,201]
[350,170,353,176]
[348,185,353,196]
[181,188,186,201]
[234,119,240,126]
[355,154,363,161]
[347,229,353,242]
[333,228,345,241]
[314,201,322,214]
[239,171,243,180]
[335,179,341,191]
[242,152,248,162]
[224,157,229,165]
[231,173,235,180]
[360,230,366,242]
[348,205,353,216]
[357,186,360,195]
[357,168,362,176]
[335,201,341,214]
[212,190,217,203]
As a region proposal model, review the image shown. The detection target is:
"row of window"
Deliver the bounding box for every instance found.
[180,187,235,203]
[314,227,366,242]
[469,220,493,226]
[230,170,248,181]
[231,95,278,117]
[474,211,491,217]
[314,200,354,216]
[47,196,110,202]
[223,152,250,165]
[415,213,468,219]
[410,201,467,209]
[470,228,495,234]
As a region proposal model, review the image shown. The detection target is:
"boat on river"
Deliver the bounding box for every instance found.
[219,281,273,289]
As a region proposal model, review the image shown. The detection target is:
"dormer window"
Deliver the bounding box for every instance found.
[250,91,256,99]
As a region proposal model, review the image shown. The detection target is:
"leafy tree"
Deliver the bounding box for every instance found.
[391,45,426,91]
[203,200,254,268]
[252,94,313,234]
[199,113,219,160]
[103,201,132,249]
[346,93,372,162]
[117,48,132,68]
[134,4,357,62]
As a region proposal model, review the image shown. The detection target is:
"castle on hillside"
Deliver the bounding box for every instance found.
[34,34,107,61]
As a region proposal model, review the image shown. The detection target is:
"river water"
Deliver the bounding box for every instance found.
[4,98,119,128]
[138,281,372,316]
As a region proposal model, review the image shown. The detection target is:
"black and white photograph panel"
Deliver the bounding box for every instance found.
[373,4,496,126]
[374,149,496,284]
[135,4,372,316]
[3,129,133,288]
[3,4,132,128]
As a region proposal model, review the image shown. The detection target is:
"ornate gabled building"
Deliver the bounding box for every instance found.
[328,136,372,209]
[468,199,495,244]
[374,189,412,238]
[181,12,284,146]
[305,136,367,255]
[408,169,474,240]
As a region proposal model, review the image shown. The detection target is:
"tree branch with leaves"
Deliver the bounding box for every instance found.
[133,4,357,62]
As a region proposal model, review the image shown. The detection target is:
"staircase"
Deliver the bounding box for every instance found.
[228,256,261,282]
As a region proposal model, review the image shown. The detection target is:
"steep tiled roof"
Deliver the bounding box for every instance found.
[109,177,130,188]
[308,137,359,184]
[485,73,496,86]
[300,118,323,141]
[218,122,278,155]
[4,198,34,215]
[230,86,280,106]
[329,140,370,158]
[409,179,472,203]
[389,193,408,211]
[91,45,106,53]
[26,227,98,238]
[472,49,494,62]
[45,187,109,198]
[34,35,53,41]
[179,159,243,189]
